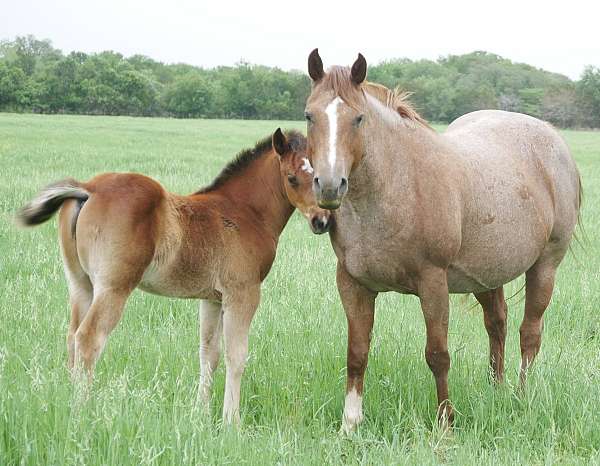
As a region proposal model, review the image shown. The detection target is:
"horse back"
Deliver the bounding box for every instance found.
[442,111,580,290]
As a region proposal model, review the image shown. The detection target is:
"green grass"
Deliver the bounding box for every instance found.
[1,113,599,465]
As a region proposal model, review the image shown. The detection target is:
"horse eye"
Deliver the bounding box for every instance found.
[354,114,364,127]
[304,112,313,123]
[287,175,299,187]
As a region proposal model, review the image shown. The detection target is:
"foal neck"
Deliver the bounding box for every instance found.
[216,151,294,239]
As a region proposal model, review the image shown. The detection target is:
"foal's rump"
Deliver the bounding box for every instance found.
[18,173,168,289]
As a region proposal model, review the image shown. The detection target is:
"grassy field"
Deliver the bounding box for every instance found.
[0,113,599,465]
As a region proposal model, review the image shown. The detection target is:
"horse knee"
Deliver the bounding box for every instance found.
[425,349,450,377]
[225,346,248,378]
[485,313,507,341]
[520,320,542,352]
[74,326,105,370]
[347,344,369,378]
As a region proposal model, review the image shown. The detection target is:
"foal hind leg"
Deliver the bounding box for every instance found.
[58,200,93,371]
[519,261,557,386]
[198,300,223,409]
[66,275,93,371]
[73,285,133,381]
[474,287,508,383]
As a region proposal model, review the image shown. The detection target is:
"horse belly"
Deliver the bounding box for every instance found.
[139,257,218,300]
[448,212,549,293]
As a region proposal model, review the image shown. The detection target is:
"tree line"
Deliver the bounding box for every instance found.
[1,35,599,127]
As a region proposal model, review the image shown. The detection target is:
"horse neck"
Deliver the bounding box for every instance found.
[216,152,294,239]
[350,96,445,205]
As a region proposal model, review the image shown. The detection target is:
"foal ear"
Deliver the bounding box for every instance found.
[272,128,289,157]
[350,53,367,85]
[308,48,324,82]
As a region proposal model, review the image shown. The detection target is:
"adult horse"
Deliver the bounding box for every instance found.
[305,49,582,432]
[17,129,331,424]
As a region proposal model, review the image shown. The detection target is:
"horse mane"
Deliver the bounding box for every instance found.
[319,66,367,111]
[362,81,431,128]
[319,66,430,128]
[195,130,306,194]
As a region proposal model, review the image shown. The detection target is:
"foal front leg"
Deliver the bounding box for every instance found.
[337,263,377,434]
[221,285,260,425]
[418,267,453,426]
[198,300,223,410]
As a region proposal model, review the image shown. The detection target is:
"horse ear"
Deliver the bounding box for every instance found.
[272,128,289,157]
[350,53,367,85]
[308,48,324,82]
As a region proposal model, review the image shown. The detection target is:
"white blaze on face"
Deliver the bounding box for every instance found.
[301,157,314,174]
[325,96,343,174]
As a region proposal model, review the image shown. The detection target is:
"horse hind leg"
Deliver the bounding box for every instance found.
[58,200,94,372]
[66,275,93,371]
[474,287,508,383]
[72,285,133,382]
[519,261,557,385]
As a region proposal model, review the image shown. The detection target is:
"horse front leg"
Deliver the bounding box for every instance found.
[337,263,377,434]
[221,285,260,426]
[198,300,223,411]
[418,267,453,427]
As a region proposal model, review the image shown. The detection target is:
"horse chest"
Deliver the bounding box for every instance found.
[334,228,417,294]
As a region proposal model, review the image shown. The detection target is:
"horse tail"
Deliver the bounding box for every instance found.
[16,178,89,228]
[571,172,588,250]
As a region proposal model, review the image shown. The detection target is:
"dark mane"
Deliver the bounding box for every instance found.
[195,130,306,194]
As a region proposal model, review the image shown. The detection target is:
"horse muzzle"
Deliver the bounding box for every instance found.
[310,212,332,234]
[313,176,348,210]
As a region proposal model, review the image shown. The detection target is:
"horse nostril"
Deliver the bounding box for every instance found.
[339,177,348,195]
[311,216,323,230]
[313,177,321,190]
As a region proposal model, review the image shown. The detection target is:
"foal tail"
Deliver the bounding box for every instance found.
[16,178,89,227]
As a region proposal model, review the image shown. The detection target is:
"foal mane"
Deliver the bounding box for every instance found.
[318,66,430,128]
[196,130,306,194]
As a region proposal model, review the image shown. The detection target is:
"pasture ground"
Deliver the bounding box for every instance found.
[0,113,599,465]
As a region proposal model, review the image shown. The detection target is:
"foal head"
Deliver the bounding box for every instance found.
[272,129,332,234]
[305,48,369,209]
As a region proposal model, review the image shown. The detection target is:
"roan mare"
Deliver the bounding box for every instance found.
[304,49,582,432]
[17,129,331,424]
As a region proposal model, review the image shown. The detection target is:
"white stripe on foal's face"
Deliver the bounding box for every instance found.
[325,97,343,174]
[301,158,314,174]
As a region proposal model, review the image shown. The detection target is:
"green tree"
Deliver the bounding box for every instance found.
[577,66,600,127]
[163,73,215,117]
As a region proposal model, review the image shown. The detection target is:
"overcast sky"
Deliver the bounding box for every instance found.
[4,0,599,80]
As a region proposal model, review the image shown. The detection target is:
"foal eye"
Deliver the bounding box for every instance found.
[287,175,299,187]
[354,114,364,127]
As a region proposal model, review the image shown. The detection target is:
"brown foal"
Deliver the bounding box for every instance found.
[17,129,331,424]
